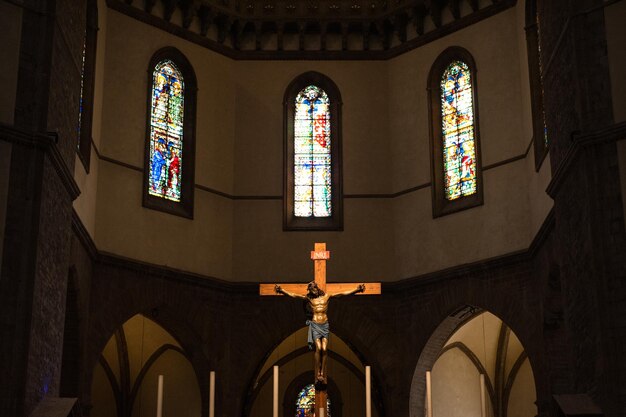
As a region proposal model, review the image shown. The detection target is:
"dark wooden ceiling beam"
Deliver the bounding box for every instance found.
[413,3,427,35]
[144,0,157,13]
[162,0,176,21]
[429,0,443,28]
[449,0,461,20]
[363,21,371,50]
[180,0,195,28]
[107,0,516,58]
[198,4,213,35]
[393,12,408,42]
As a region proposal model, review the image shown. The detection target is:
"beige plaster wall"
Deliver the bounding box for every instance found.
[90,362,118,417]
[506,359,536,417]
[94,9,235,278]
[0,1,22,124]
[388,8,535,278]
[231,60,392,282]
[432,349,492,417]
[430,312,536,417]
[91,315,201,417]
[74,0,108,237]
[133,350,201,417]
[91,3,553,281]
[446,312,501,382]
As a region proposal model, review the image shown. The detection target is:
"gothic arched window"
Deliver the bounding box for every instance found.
[284,72,343,230]
[295,384,331,417]
[525,0,549,169]
[77,0,98,172]
[143,47,197,218]
[428,47,483,217]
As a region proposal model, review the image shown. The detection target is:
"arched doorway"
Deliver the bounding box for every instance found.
[410,308,537,417]
[247,326,379,417]
[90,314,201,417]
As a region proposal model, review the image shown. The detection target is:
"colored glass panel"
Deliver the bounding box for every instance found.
[537,15,549,147]
[440,61,477,201]
[294,85,332,217]
[149,60,184,202]
[295,384,331,417]
[77,35,86,147]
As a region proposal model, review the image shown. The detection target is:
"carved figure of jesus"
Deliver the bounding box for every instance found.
[275,281,365,384]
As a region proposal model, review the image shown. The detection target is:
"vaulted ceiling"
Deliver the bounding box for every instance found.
[108,0,517,59]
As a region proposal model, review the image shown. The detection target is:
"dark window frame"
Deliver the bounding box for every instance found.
[76,0,98,173]
[525,0,549,171]
[283,71,343,231]
[428,46,484,218]
[142,47,197,219]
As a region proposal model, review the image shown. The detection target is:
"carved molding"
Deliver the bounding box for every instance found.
[107,0,516,58]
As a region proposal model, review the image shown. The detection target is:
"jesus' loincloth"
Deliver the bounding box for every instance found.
[306,320,329,350]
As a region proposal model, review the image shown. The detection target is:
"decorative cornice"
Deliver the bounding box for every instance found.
[107,0,516,59]
[0,123,81,200]
[97,250,258,294]
[546,121,626,199]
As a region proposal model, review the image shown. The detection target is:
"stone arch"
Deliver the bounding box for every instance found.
[409,305,539,417]
[89,313,204,417]
[244,324,384,417]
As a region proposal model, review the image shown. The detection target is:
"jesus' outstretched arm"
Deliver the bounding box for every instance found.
[275,284,307,299]
[330,283,366,297]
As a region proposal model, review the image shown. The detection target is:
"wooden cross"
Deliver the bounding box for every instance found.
[259,242,381,417]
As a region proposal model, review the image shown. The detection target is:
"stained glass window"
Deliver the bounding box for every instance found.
[295,384,331,417]
[440,61,477,201]
[77,35,86,147]
[149,60,184,202]
[537,15,549,148]
[294,85,332,217]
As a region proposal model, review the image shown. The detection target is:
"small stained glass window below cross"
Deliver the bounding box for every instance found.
[296,384,331,417]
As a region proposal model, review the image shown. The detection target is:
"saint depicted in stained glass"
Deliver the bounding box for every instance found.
[440,61,477,200]
[149,60,184,202]
[295,384,331,417]
[294,85,332,217]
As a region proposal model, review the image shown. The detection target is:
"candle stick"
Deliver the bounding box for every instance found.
[426,371,433,417]
[273,366,278,417]
[209,371,215,417]
[157,375,164,417]
[480,374,486,417]
[366,366,372,417]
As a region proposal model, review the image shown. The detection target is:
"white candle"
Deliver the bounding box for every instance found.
[273,366,279,417]
[157,375,164,417]
[209,371,215,417]
[365,366,372,417]
[426,371,432,417]
[480,374,486,417]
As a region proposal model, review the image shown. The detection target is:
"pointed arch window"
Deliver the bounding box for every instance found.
[525,0,549,170]
[429,47,483,217]
[76,0,98,172]
[285,72,343,230]
[143,48,197,218]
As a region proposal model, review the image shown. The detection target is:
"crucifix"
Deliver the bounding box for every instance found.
[260,242,381,417]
